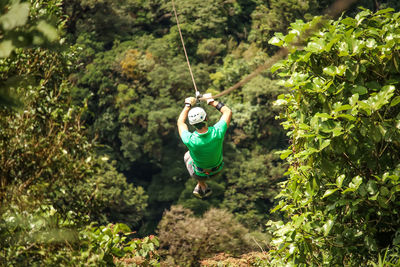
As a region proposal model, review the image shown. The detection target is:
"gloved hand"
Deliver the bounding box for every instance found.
[185,97,196,107]
[202,93,214,105]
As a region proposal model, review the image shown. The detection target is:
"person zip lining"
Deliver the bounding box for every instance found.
[177,94,232,198]
[172,0,357,199]
[172,0,233,198]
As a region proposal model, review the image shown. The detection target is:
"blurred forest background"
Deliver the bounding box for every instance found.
[1,0,400,266]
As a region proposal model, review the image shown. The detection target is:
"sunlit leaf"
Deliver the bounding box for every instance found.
[322,219,334,236]
[319,139,330,151]
[390,96,400,107]
[315,113,332,119]
[0,3,30,30]
[336,174,345,188]
[37,21,58,42]
[0,40,14,58]
[322,189,338,199]
[349,176,363,190]
[269,36,283,46]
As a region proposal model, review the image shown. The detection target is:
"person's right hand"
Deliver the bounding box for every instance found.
[202,93,214,105]
[185,97,196,107]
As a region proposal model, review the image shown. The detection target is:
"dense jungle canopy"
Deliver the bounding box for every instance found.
[1,0,400,266]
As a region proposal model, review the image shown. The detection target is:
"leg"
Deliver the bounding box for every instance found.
[197,179,207,191]
[184,151,195,177]
[184,151,210,197]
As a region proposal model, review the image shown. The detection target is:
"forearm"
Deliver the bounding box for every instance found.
[209,100,232,126]
[178,106,190,123]
[177,106,190,135]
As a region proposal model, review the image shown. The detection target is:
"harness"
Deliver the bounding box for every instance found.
[193,161,224,176]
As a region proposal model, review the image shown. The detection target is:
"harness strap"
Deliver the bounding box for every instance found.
[193,162,223,175]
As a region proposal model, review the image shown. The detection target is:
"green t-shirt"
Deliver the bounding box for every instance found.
[181,119,228,174]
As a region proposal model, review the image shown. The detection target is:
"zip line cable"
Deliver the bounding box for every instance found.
[201,0,359,101]
[171,0,359,101]
[171,0,199,95]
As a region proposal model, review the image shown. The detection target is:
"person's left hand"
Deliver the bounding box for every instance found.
[202,93,214,105]
[185,97,196,106]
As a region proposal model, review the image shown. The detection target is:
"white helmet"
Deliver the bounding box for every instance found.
[188,107,207,125]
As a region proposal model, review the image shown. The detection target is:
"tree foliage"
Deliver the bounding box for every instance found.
[268,8,400,265]
[0,0,61,107]
[0,0,150,264]
[3,0,400,265]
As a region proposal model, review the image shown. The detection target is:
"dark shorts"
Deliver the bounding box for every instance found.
[184,151,221,181]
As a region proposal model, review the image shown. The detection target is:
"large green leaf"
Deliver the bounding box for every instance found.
[37,20,58,42]
[351,85,368,95]
[390,96,400,107]
[336,174,345,188]
[0,40,14,58]
[0,2,30,30]
[364,85,395,111]
[322,219,334,236]
[322,188,338,199]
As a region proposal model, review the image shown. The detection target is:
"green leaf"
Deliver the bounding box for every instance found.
[315,113,332,119]
[375,8,395,15]
[369,192,379,201]
[349,94,359,106]
[271,61,285,73]
[269,36,283,46]
[338,41,349,56]
[334,104,351,113]
[358,101,372,116]
[367,180,378,195]
[390,96,400,107]
[322,219,334,236]
[349,176,363,190]
[351,39,364,54]
[370,125,382,142]
[341,17,356,27]
[366,38,377,48]
[336,114,355,121]
[351,85,368,95]
[279,149,292,159]
[307,41,324,53]
[36,21,58,42]
[380,186,390,197]
[365,81,381,91]
[114,223,131,234]
[322,188,338,198]
[336,174,345,188]
[0,40,14,58]
[378,196,389,209]
[0,3,30,30]
[319,139,331,151]
[367,85,395,111]
[355,10,371,25]
[390,185,400,197]
[274,99,288,106]
[323,66,336,76]
[111,247,125,257]
[332,126,343,137]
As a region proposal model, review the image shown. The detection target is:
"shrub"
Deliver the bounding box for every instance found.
[157,205,263,266]
[200,252,270,267]
[0,205,160,266]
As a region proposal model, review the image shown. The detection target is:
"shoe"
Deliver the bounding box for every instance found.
[192,184,212,199]
[203,186,212,198]
[193,184,204,199]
